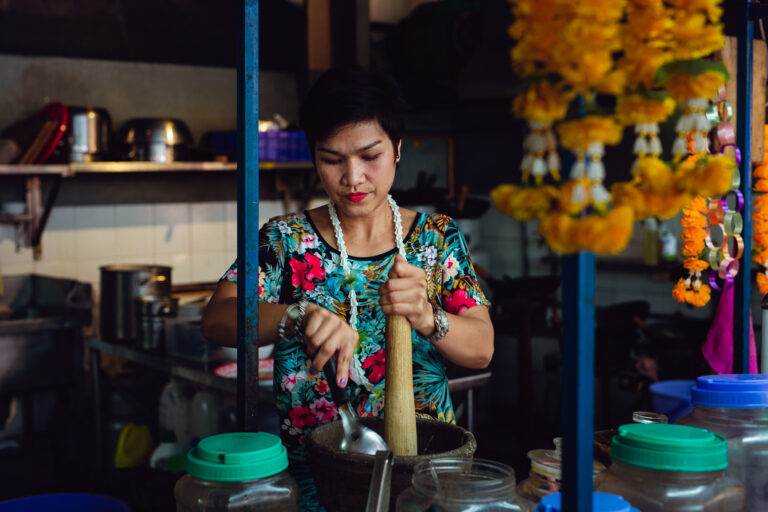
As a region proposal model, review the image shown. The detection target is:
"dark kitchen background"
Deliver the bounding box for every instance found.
[0,0,737,510]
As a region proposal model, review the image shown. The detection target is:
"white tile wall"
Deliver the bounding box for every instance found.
[115,204,154,257]
[152,203,192,255]
[74,206,117,260]
[1,200,286,296]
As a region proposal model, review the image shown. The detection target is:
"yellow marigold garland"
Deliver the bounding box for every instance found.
[539,206,635,255]
[512,81,570,124]
[615,95,676,126]
[677,154,736,198]
[496,0,730,258]
[667,0,724,60]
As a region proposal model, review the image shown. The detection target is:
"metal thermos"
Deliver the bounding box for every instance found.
[100,265,173,345]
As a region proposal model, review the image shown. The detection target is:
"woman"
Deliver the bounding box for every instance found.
[201,67,493,510]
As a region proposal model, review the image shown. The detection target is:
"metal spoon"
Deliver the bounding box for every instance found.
[324,358,389,455]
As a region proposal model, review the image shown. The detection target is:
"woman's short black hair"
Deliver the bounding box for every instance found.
[299,67,408,158]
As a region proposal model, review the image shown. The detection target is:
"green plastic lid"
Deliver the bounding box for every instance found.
[186,432,288,482]
[610,423,728,472]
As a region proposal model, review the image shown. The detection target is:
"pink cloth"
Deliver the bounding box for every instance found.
[702,284,758,374]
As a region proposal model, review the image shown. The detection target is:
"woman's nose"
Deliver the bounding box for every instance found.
[342,160,366,185]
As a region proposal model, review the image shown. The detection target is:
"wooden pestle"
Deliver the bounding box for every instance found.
[384,314,418,456]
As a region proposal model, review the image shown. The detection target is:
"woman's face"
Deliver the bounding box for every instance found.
[314,120,400,218]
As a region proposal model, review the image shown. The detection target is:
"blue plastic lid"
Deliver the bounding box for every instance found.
[0,493,130,512]
[536,492,639,512]
[691,374,768,408]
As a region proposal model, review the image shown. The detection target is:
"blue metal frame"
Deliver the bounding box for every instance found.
[561,252,596,511]
[236,0,260,431]
[734,0,754,374]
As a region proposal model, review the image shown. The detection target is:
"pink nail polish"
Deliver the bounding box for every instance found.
[339,378,347,386]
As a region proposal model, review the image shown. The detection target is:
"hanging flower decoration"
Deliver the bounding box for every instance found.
[512,81,568,185]
[666,0,725,61]
[493,0,734,258]
[657,60,730,159]
[753,127,768,295]
[673,195,712,306]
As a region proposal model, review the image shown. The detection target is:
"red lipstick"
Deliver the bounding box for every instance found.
[347,193,367,202]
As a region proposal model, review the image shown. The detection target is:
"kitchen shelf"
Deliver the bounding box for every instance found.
[0,160,313,176]
[0,160,315,260]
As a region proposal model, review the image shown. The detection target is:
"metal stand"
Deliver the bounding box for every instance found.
[561,253,596,511]
[236,0,261,432]
[735,0,755,373]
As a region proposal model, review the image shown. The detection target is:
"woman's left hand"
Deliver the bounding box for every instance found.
[378,254,434,336]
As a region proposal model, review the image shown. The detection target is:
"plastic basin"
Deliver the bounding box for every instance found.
[0,493,130,512]
[650,380,695,423]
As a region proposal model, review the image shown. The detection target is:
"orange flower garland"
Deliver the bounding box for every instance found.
[753,126,768,295]
[493,0,730,258]
[674,195,712,306]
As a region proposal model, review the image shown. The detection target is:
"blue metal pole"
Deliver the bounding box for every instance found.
[236,0,260,431]
[735,0,754,374]
[561,252,596,512]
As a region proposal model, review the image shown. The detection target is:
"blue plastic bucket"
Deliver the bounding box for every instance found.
[649,380,695,423]
[0,493,130,512]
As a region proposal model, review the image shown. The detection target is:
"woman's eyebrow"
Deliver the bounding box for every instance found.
[317,140,382,156]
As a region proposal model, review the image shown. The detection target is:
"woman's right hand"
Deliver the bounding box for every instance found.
[302,304,357,387]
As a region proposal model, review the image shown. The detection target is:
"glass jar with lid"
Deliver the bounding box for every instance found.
[676,374,768,512]
[396,458,529,511]
[595,423,745,511]
[517,438,605,505]
[174,432,300,511]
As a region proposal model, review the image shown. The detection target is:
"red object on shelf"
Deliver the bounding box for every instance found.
[35,102,68,164]
[214,358,273,380]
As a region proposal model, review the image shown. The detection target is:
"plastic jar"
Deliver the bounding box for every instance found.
[536,491,639,512]
[517,438,605,505]
[174,432,300,511]
[396,458,529,511]
[676,374,768,512]
[595,423,745,511]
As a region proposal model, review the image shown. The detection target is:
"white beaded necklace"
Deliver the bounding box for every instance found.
[327,194,406,329]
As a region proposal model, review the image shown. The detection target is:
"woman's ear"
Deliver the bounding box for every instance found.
[395,140,402,162]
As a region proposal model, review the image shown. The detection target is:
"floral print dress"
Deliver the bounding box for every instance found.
[221,210,489,511]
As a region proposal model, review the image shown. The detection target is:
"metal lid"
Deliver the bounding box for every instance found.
[186,432,288,482]
[692,374,768,408]
[610,423,728,472]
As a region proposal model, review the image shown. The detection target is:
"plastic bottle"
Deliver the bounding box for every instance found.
[158,379,195,451]
[190,390,222,444]
[114,422,153,468]
[660,223,678,262]
[676,374,768,511]
[643,218,660,265]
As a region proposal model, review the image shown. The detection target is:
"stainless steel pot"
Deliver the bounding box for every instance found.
[67,106,111,162]
[100,265,172,343]
[135,296,178,352]
[117,118,193,162]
